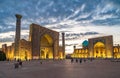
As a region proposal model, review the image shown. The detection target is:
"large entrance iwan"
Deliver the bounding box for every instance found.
[94,42,106,58]
[40,34,53,59]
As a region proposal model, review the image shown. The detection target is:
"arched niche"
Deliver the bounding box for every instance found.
[40,34,53,59]
[94,42,106,58]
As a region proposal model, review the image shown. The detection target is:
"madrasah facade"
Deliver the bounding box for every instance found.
[71,35,120,59]
[1,14,120,60]
[1,14,65,60]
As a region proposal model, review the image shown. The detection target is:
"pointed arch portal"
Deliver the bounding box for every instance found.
[94,42,106,58]
[40,34,53,59]
[30,24,59,60]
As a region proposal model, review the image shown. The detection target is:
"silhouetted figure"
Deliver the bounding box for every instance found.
[71,58,74,63]
[17,59,20,62]
[17,59,22,67]
[19,61,22,67]
[84,59,86,62]
[40,61,42,64]
[79,59,82,63]
[14,62,19,69]
[76,59,78,63]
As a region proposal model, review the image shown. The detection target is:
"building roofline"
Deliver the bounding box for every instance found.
[30,23,59,33]
[88,35,113,40]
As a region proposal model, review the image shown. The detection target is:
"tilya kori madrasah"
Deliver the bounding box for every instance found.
[0,14,120,61]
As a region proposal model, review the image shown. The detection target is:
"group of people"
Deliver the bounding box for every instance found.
[14,59,22,69]
[71,58,94,64]
[71,58,87,63]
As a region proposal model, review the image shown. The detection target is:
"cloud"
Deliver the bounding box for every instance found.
[92,14,118,20]
[0,31,15,38]
[65,4,86,20]
[0,30,29,42]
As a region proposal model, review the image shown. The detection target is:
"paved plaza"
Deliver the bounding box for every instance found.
[0,59,120,78]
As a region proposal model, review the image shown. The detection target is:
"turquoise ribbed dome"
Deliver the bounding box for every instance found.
[82,40,89,47]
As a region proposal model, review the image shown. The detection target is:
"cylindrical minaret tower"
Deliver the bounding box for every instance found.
[62,32,65,59]
[14,14,22,60]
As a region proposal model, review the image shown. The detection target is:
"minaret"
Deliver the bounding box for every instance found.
[14,14,22,59]
[62,32,65,59]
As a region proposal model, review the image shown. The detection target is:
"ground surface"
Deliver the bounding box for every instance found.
[0,59,120,78]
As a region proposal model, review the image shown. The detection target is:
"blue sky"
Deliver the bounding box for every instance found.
[0,0,120,53]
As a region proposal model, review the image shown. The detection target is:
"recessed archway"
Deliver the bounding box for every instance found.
[94,42,106,58]
[40,34,53,59]
[114,47,119,58]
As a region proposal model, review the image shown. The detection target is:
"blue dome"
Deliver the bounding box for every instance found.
[82,40,89,47]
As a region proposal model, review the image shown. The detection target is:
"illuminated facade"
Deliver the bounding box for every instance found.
[2,24,65,60]
[29,23,62,60]
[1,14,65,61]
[1,43,14,60]
[2,14,65,60]
[71,47,88,58]
[113,45,120,58]
[72,35,120,59]
[19,39,32,60]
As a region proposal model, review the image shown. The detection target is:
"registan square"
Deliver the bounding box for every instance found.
[0,0,120,78]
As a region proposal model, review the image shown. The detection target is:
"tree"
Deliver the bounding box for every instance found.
[0,51,6,61]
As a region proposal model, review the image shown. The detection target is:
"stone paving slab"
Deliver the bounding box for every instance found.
[0,59,120,78]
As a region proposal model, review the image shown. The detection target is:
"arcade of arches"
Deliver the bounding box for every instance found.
[114,47,120,58]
